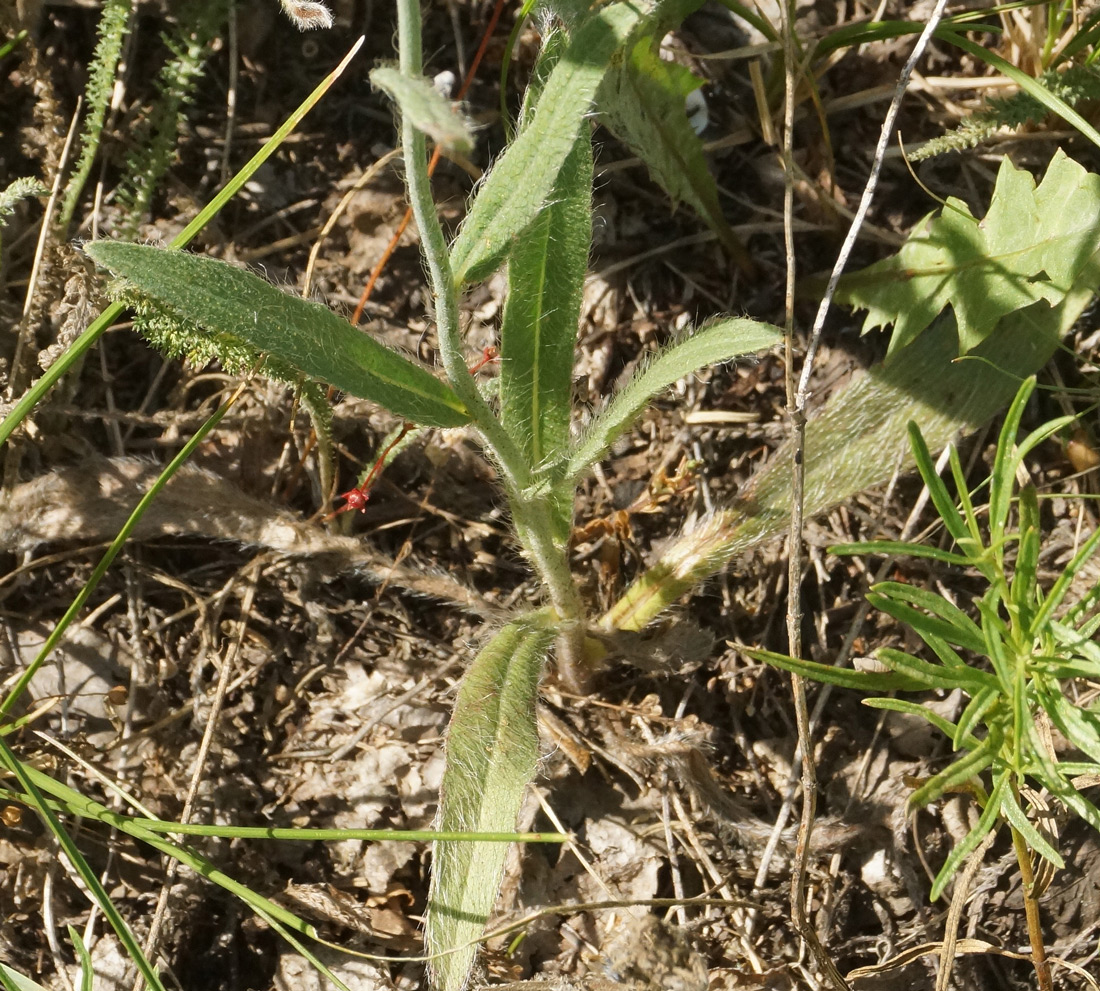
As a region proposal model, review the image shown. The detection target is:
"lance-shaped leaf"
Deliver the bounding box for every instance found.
[563,317,781,480]
[836,149,1100,356]
[448,1,642,286]
[426,614,554,991]
[500,125,592,540]
[371,67,472,154]
[84,241,470,428]
[597,36,755,276]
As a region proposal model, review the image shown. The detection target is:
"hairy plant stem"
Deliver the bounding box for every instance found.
[394,0,586,683]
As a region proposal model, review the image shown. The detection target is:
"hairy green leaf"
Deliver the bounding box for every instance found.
[449,1,642,285]
[371,67,473,154]
[597,36,753,274]
[500,125,592,540]
[426,615,554,991]
[565,318,780,479]
[84,241,470,428]
[603,264,1098,632]
[836,150,1100,355]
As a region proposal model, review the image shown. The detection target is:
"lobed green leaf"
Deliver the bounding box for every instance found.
[836,152,1100,356]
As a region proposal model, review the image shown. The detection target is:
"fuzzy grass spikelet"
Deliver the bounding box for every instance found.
[914,64,1100,160]
[58,0,130,231]
[116,0,228,233]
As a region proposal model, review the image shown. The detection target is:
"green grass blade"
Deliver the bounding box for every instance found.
[426,614,555,991]
[17,763,317,934]
[68,927,93,991]
[500,123,592,507]
[0,391,234,719]
[83,242,470,428]
[0,38,364,452]
[449,1,643,285]
[0,739,167,991]
[564,318,781,480]
[739,647,925,692]
[0,963,48,991]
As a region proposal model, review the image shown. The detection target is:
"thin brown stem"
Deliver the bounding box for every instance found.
[1011,824,1054,991]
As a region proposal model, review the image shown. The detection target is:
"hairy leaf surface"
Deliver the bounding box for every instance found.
[564,318,781,480]
[448,1,641,285]
[597,36,753,274]
[426,615,553,991]
[85,241,470,428]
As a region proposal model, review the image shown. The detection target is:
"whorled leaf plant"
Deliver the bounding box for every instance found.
[81,0,783,988]
[744,378,1100,989]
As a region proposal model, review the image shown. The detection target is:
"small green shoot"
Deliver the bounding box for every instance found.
[743,377,1100,985]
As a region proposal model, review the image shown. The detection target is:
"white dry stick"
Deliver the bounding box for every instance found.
[776,2,952,989]
[796,0,952,406]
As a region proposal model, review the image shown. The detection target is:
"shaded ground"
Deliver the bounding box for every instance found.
[2,2,1100,989]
